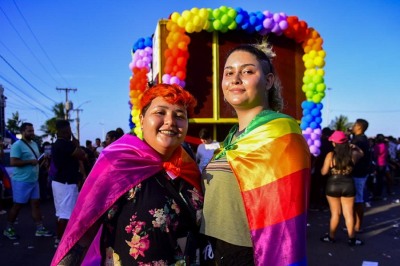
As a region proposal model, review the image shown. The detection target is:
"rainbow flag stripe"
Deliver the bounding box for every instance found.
[217,110,310,266]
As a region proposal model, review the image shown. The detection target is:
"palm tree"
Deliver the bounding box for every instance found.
[40,103,66,142]
[331,115,353,132]
[6,111,24,135]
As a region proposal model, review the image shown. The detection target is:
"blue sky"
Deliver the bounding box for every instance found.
[1,0,399,143]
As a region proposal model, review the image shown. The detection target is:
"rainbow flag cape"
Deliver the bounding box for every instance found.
[51,134,201,265]
[215,110,310,266]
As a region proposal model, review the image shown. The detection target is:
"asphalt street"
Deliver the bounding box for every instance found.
[0,183,399,266]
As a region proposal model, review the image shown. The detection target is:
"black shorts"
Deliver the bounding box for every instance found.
[325,175,355,197]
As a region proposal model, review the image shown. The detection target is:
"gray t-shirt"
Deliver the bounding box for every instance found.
[200,154,252,247]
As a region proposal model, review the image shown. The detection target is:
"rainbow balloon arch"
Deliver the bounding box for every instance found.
[128,6,326,157]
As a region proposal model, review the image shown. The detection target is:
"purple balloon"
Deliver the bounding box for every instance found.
[314,139,321,148]
[314,128,322,135]
[273,13,281,22]
[271,24,281,33]
[170,76,180,85]
[263,18,274,29]
[263,10,273,18]
[304,127,313,134]
[162,74,171,83]
[310,145,319,155]
[279,20,288,30]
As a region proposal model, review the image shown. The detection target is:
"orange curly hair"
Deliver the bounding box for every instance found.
[140,83,197,117]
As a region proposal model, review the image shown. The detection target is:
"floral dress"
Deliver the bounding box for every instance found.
[101,172,203,266]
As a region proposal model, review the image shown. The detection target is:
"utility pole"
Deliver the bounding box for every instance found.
[56,87,77,120]
[0,85,6,138]
[72,108,83,141]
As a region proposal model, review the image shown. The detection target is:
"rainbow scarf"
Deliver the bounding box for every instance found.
[215,110,310,266]
[51,134,201,265]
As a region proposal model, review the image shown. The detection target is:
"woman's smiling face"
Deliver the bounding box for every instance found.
[140,96,188,160]
[222,50,272,110]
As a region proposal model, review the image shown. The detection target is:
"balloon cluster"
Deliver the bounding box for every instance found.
[302,127,322,156]
[234,8,288,35]
[170,7,210,33]
[299,29,327,156]
[260,11,288,35]
[128,37,153,136]
[128,6,327,155]
[300,101,323,156]
[206,6,238,32]
[284,16,309,43]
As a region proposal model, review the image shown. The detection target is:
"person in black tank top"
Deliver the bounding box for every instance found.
[320,130,365,246]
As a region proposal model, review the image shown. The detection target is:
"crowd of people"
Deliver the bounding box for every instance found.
[0,38,399,265]
[0,121,126,246]
[309,119,400,247]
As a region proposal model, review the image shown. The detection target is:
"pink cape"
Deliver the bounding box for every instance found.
[51,134,200,265]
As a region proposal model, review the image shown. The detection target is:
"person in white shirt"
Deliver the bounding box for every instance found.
[196,128,220,172]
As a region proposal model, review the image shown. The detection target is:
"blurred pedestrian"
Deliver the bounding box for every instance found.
[195,128,220,172]
[350,118,371,233]
[320,130,364,246]
[3,122,52,240]
[51,120,86,247]
[372,134,388,200]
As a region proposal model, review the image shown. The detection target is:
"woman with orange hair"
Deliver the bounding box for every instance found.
[52,84,203,265]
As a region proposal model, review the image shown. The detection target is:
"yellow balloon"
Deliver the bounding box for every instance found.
[314,57,325,68]
[171,12,180,23]
[182,10,192,21]
[185,22,194,33]
[177,17,186,28]
[318,50,326,58]
[305,59,315,69]
[316,69,325,77]
[203,20,211,31]
[308,50,317,59]
[308,69,317,76]
[191,7,200,14]
[199,8,208,19]
[193,16,201,27]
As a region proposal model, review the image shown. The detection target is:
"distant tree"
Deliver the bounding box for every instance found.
[40,103,65,142]
[331,115,353,132]
[6,111,24,135]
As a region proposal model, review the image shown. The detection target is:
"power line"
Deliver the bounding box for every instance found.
[12,0,71,87]
[0,54,57,104]
[0,73,53,113]
[0,5,61,85]
[0,39,54,88]
[331,109,400,113]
